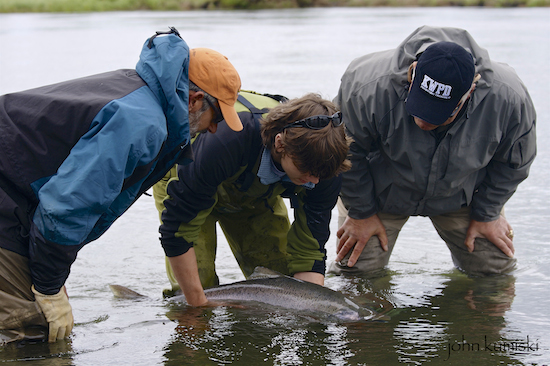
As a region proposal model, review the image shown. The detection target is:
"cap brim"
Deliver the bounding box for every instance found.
[406,80,457,126]
[219,102,243,132]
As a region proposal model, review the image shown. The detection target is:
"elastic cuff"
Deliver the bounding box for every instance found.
[161,239,192,257]
[470,210,501,223]
[347,208,378,221]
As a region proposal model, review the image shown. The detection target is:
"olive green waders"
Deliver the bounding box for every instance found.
[165,194,291,293]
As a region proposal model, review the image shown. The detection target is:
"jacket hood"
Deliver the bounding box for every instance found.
[391,25,494,109]
[136,33,190,151]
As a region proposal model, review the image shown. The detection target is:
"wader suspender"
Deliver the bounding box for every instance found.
[235,93,287,192]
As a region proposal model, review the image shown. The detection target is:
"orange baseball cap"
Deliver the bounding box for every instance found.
[189,48,242,131]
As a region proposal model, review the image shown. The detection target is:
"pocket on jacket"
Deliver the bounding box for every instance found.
[509,123,536,168]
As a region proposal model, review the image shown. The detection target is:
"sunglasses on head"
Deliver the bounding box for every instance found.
[281,112,343,131]
[205,98,224,124]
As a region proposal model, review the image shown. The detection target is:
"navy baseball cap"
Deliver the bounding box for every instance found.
[406,42,475,126]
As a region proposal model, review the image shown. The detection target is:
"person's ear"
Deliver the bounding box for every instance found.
[274,133,284,153]
[188,90,205,113]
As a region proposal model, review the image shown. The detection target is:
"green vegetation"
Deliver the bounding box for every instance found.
[0,0,547,13]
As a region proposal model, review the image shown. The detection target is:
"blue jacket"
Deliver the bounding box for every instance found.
[0,33,191,294]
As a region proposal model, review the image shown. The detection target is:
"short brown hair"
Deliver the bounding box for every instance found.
[260,93,351,180]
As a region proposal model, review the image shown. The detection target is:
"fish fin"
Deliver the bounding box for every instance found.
[247,266,286,280]
[109,284,146,299]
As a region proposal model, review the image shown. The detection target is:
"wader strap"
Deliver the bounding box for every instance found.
[237,94,270,116]
[236,94,264,192]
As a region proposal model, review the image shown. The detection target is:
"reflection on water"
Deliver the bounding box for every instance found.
[151,273,525,365]
[0,339,74,366]
[164,306,385,365]
[1,7,549,365]
[0,269,544,364]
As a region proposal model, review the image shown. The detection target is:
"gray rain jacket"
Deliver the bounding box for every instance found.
[336,26,536,222]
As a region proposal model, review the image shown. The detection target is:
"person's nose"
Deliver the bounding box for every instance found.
[307,175,320,184]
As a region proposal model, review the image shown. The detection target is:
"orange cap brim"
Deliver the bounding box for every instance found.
[219,101,243,132]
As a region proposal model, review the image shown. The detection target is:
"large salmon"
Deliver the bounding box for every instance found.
[110,267,383,322]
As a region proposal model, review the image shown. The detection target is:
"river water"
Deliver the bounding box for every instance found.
[0,7,549,366]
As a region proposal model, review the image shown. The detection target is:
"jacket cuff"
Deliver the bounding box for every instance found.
[347,206,378,220]
[469,208,502,223]
[28,225,81,295]
[161,237,193,257]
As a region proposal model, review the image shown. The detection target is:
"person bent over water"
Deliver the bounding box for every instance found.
[0,27,242,344]
[154,91,351,305]
[329,26,536,277]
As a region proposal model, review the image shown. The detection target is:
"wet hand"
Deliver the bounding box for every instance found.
[335,215,388,267]
[32,285,74,343]
[465,216,515,257]
[184,291,209,307]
